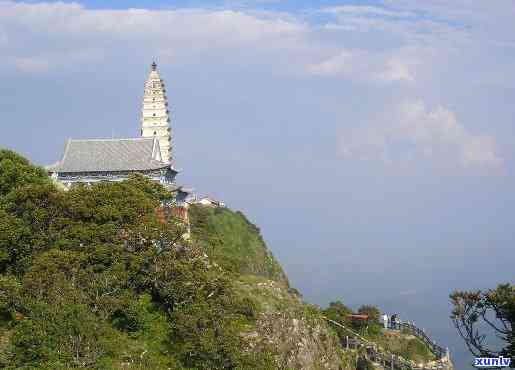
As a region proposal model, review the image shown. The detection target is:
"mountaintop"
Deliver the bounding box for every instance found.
[0,149,451,369]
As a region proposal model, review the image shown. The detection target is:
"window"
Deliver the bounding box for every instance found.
[153,131,157,135]
[153,113,156,116]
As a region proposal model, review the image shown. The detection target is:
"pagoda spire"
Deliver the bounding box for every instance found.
[140,62,172,164]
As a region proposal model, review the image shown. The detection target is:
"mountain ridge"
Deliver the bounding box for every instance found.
[0,148,450,370]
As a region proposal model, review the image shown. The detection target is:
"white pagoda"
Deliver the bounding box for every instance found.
[140,61,172,164]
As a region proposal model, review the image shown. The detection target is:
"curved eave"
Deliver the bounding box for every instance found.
[55,164,176,174]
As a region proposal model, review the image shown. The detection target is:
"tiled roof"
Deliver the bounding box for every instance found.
[49,138,173,173]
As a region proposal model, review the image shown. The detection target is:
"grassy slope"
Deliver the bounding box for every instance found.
[234,275,350,370]
[189,205,288,285]
[373,330,436,364]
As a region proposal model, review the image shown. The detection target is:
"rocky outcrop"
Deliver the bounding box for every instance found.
[249,311,346,370]
[235,276,353,369]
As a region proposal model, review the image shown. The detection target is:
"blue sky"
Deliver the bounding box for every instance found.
[1,1,514,369]
[18,0,380,11]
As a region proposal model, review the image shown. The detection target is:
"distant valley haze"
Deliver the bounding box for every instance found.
[1,1,515,369]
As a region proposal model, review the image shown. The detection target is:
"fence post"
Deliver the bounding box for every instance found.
[346,336,349,350]
[391,354,394,370]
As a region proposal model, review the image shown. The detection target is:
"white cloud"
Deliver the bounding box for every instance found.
[0,0,511,89]
[0,1,308,73]
[306,50,356,76]
[381,56,414,83]
[319,4,444,37]
[3,48,105,74]
[339,100,502,169]
[383,0,515,28]
[323,5,416,19]
[307,49,416,83]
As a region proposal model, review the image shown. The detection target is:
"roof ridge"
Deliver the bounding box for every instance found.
[68,137,153,143]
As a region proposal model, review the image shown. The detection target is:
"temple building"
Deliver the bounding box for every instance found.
[47,137,177,186]
[47,62,193,206]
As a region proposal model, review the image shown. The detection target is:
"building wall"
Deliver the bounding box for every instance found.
[55,168,176,189]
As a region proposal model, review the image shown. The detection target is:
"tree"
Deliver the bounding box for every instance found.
[0,149,49,198]
[324,301,353,323]
[450,283,514,361]
[357,305,381,324]
[351,305,381,336]
[322,301,353,342]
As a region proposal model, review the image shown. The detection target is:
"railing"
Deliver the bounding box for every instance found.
[389,321,447,360]
[324,317,450,370]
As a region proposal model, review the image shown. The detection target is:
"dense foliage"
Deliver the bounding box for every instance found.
[0,150,50,198]
[0,149,274,369]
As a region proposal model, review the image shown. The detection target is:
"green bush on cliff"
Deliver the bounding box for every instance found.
[189,204,288,284]
[0,149,275,369]
[0,150,49,198]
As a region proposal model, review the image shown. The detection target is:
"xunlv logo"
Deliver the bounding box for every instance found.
[474,356,511,368]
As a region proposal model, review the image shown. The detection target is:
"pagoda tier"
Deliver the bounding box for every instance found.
[140,61,172,163]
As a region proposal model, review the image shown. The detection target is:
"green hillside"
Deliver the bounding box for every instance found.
[0,149,346,369]
[189,205,288,285]
[0,149,441,370]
